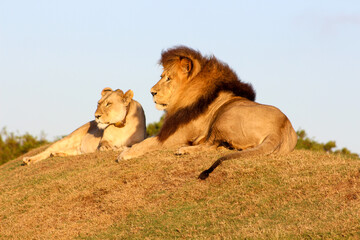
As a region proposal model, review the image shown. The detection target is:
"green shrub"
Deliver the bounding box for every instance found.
[0,128,49,165]
[296,129,358,158]
[146,115,165,137]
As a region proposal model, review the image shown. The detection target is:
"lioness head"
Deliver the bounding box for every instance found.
[95,88,134,129]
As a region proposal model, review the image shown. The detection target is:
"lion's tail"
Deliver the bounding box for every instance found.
[198,132,294,180]
[198,148,267,180]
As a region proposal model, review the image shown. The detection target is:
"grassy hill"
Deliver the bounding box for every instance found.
[1,148,360,239]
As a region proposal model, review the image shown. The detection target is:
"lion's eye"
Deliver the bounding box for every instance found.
[166,77,171,82]
[106,102,112,107]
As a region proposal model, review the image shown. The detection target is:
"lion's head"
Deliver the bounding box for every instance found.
[151,48,203,113]
[151,46,256,142]
[95,88,134,129]
[150,70,177,111]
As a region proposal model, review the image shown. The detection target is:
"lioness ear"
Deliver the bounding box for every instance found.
[101,87,113,96]
[114,89,124,96]
[123,89,134,104]
[180,57,192,73]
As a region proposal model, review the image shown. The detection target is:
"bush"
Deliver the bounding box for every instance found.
[296,129,359,158]
[0,128,49,165]
[146,115,165,137]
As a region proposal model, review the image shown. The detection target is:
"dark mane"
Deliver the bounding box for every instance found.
[157,46,256,142]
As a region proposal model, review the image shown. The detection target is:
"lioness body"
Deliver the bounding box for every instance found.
[23,88,146,165]
[119,46,297,179]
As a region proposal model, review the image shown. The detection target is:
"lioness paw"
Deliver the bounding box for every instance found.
[98,143,111,152]
[113,145,127,152]
[98,140,112,151]
[22,157,32,166]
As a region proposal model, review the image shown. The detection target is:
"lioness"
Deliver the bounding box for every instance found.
[23,88,146,165]
[118,46,297,179]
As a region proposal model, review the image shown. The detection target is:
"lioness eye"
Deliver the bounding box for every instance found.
[106,102,112,107]
[166,77,171,81]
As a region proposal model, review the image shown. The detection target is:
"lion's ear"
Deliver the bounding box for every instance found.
[101,87,113,96]
[180,57,192,73]
[123,89,134,104]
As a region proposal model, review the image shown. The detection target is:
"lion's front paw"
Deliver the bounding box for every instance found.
[116,147,131,162]
[176,146,196,155]
[176,147,190,155]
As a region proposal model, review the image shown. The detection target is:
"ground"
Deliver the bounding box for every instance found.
[0,148,359,239]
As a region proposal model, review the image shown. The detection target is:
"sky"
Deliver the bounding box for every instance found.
[0,0,359,154]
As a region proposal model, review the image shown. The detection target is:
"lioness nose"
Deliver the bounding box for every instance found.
[151,91,157,96]
[95,114,101,119]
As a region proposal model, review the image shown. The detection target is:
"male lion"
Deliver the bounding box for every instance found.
[118,46,297,179]
[23,88,146,165]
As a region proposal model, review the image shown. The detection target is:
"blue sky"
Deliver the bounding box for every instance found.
[1,0,359,154]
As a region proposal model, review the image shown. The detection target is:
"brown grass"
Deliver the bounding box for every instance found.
[0,149,360,239]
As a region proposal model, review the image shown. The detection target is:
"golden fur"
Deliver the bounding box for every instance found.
[23,88,146,165]
[118,46,297,179]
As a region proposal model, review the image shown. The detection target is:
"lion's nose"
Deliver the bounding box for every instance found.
[95,114,101,119]
[151,91,157,96]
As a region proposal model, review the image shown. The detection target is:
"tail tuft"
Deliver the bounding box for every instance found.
[198,157,225,180]
[198,170,211,180]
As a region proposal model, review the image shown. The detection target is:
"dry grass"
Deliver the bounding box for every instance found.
[0,148,360,239]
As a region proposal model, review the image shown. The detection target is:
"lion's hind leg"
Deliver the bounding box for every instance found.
[176,143,218,155]
[198,134,281,180]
